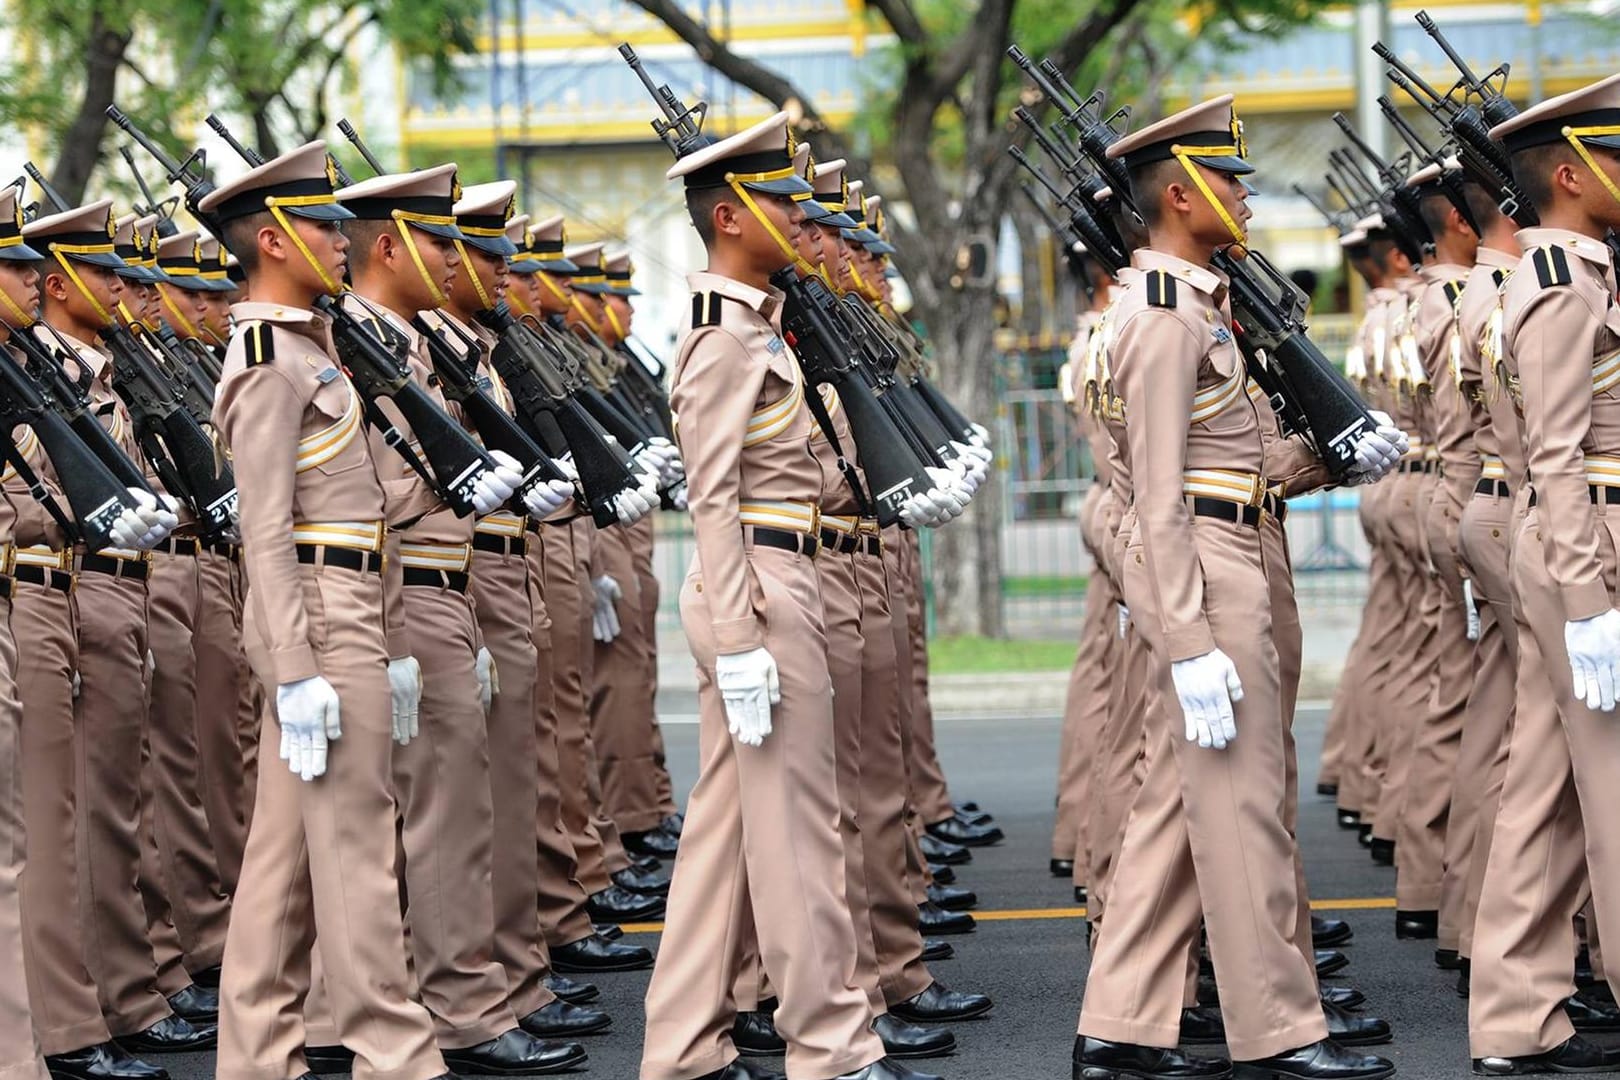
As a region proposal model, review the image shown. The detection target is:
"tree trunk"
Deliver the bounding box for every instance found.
[51,8,132,204]
[908,277,1005,638]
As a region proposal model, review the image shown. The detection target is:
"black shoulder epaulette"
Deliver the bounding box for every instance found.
[1531,245,1572,289]
[1145,270,1177,308]
[691,292,725,328]
[1442,280,1464,307]
[243,322,274,367]
[1490,268,1507,289]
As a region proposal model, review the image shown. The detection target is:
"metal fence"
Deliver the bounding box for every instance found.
[648,312,1372,637]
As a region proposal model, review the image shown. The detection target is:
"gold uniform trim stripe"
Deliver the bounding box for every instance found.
[739,500,819,533]
[95,547,149,561]
[1594,347,1620,395]
[474,511,527,537]
[743,378,805,447]
[1183,468,1264,506]
[1479,456,1507,481]
[15,546,69,569]
[1189,365,1245,425]
[296,382,363,473]
[820,514,861,535]
[1586,454,1620,487]
[292,521,385,552]
[399,542,473,572]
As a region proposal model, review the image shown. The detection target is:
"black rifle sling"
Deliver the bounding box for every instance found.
[801,378,875,520]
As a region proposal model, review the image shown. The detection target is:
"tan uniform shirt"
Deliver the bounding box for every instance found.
[1506,227,1620,621]
[1416,262,1478,520]
[670,271,826,656]
[1457,248,1522,482]
[212,302,392,684]
[1113,250,1264,662]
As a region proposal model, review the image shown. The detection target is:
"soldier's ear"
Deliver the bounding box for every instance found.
[257,224,286,266]
[713,197,745,238]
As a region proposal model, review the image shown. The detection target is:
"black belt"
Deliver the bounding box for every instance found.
[1475,479,1511,498]
[861,535,883,557]
[402,567,469,593]
[1264,491,1287,523]
[1526,485,1620,509]
[203,541,240,560]
[14,565,73,593]
[0,576,11,600]
[750,526,819,557]
[818,528,861,555]
[473,533,527,557]
[295,544,381,574]
[1191,497,1261,528]
[160,537,198,556]
[80,554,150,580]
[1397,459,1434,474]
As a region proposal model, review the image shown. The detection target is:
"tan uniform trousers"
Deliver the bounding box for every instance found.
[142,550,231,971]
[13,574,112,1055]
[1332,487,1403,817]
[627,518,678,820]
[1054,567,1121,870]
[387,581,515,1047]
[1320,486,1393,794]
[1444,488,1518,956]
[881,531,934,902]
[219,564,444,1080]
[1079,517,1327,1062]
[641,544,883,1080]
[194,547,250,894]
[1084,624,1148,932]
[901,532,953,825]
[73,567,171,1036]
[0,594,54,1080]
[525,527,597,952]
[590,523,666,834]
[539,520,617,894]
[1466,505,1620,1058]
[1371,471,1442,842]
[1396,491,1474,912]
[471,538,559,1018]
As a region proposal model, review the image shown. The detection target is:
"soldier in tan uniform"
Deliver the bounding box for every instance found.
[1466,73,1620,1076]
[1444,193,1522,983]
[1071,97,1395,1080]
[23,200,216,1056]
[1390,161,1480,940]
[200,140,449,1080]
[639,111,932,1080]
[0,189,80,1080]
[288,164,582,1076]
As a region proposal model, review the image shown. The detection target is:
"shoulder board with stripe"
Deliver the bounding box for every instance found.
[1442,280,1464,307]
[1145,270,1177,309]
[1531,245,1573,289]
[1490,268,1507,288]
[691,292,725,329]
[243,322,275,367]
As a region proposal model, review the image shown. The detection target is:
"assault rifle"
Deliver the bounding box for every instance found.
[1332,114,1432,262]
[1376,96,1480,235]
[1008,43,1376,480]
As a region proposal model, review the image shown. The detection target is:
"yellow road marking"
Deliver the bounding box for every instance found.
[615,897,1395,935]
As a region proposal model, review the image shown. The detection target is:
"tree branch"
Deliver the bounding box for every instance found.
[868,0,927,47]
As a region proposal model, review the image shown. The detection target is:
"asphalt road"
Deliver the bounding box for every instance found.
[160,705,1519,1080]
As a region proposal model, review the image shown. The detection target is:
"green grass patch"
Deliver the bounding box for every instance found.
[928,636,1077,674]
[1002,574,1089,597]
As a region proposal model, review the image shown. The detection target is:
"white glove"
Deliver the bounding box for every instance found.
[474,646,498,710]
[634,440,681,485]
[1369,410,1411,459]
[1350,427,1403,479]
[649,437,686,484]
[387,657,422,745]
[107,504,156,550]
[1565,609,1620,712]
[1117,603,1130,639]
[592,575,623,643]
[968,422,990,449]
[899,487,952,529]
[469,451,524,515]
[612,485,656,526]
[521,477,575,520]
[71,670,81,699]
[715,646,780,747]
[924,467,970,516]
[1171,648,1244,750]
[1464,579,1481,642]
[555,453,580,482]
[668,481,689,512]
[125,488,174,548]
[144,649,155,681]
[275,675,342,782]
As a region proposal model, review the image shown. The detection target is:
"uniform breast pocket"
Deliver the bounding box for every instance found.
[303,376,368,477]
[761,349,801,395]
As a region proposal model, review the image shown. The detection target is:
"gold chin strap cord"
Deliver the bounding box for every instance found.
[846,257,882,304]
[726,174,817,280]
[568,293,603,337]
[49,249,115,327]
[0,276,36,328]
[537,267,572,310]
[1563,125,1620,208]
[266,197,343,295]
[1172,146,1249,249]
[451,238,496,312]
[603,300,627,342]
[507,278,536,318]
[391,211,453,308]
[160,285,204,340]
